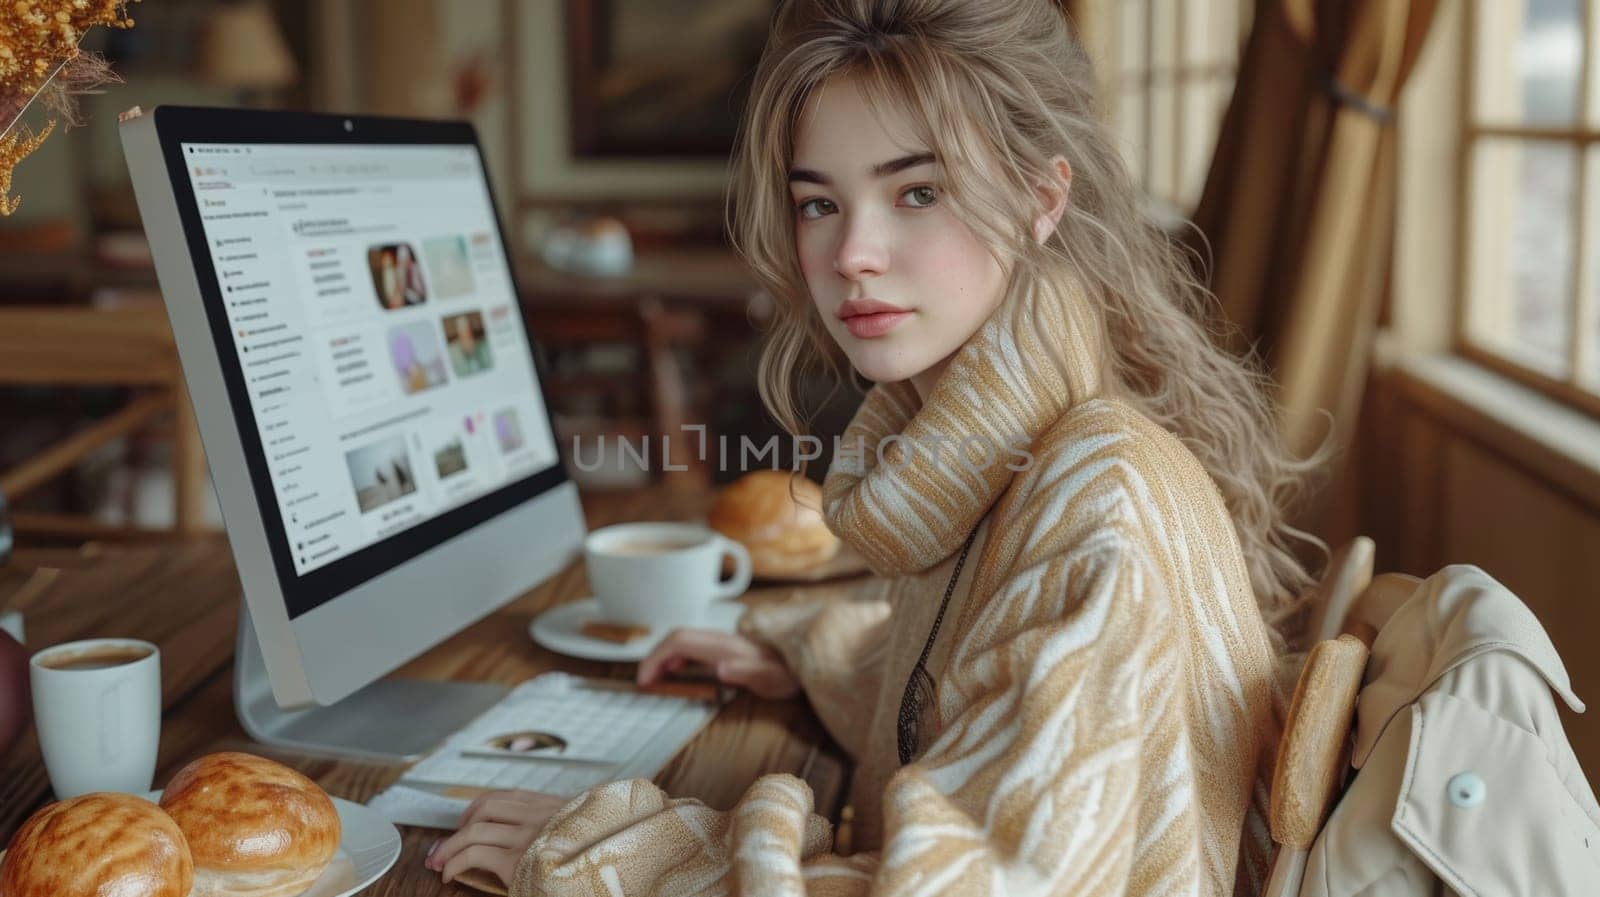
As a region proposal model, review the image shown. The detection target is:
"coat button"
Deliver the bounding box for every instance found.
[1447,772,1486,808]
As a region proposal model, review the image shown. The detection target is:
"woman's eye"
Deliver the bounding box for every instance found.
[796,198,836,220]
[902,186,938,208]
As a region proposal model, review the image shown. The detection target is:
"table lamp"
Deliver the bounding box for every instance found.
[197,0,299,107]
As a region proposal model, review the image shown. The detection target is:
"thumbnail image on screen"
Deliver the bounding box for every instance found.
[423,234,476,299]
[386,320,449,395]
[434,437,468,479]
[345,434,416,513]
[443,311,492,377]
[493,408,525,454]
[368,242,428,310]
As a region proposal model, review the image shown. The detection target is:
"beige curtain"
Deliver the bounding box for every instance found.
[1192,0,1440,457]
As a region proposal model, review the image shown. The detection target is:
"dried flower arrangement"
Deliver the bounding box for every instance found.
[1,0,138,215]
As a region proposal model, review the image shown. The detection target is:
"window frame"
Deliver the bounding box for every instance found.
[1455,0,1600,420]
[1105,0,1253,212]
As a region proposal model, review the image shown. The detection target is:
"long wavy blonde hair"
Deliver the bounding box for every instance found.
[727,0,1325,630]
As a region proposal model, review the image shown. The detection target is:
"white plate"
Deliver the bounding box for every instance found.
[0,791,399,897]
[146,789,399,897]
[529,598,744,662]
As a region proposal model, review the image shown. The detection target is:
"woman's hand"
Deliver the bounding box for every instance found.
[425,789,569,886]
[637,627,800,700]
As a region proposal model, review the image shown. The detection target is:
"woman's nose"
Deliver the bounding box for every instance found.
[833,214,888,279]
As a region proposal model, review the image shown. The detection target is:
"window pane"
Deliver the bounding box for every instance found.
[1118,0,1146,77]
[1467,139,1576,376]
[1151,0,1179,71]
[1588,291,1600,388]
[1115,88,1148,189]
[1149,78,1177,202]
[1182,78,1234,209]
[1181,0,1210,68]
[1474,0,1582,126]
[1584,147,1600,388]
[1178,1,1199,69]
[1179,0,1241,68]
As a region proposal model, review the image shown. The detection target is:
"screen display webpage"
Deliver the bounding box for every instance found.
[180,142,558,576]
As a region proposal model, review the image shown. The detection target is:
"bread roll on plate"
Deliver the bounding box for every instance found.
[159,751,341,897]
[0,791,194,897]
[709,470,840,578]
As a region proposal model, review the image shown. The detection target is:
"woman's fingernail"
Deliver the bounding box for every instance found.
[427,838,439,857]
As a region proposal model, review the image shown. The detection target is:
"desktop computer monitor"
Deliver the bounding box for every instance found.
[119,106,588,761]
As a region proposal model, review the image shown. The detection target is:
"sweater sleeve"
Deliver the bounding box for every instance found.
[735,576,894,760]
[509,539,1195,897]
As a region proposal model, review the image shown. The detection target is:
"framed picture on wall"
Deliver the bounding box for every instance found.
[564,0,776,158]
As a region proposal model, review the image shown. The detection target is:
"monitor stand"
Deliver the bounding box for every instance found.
[234,612,509,764]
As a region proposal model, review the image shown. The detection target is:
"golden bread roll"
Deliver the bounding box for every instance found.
[709,470,840,577]
[0,791,195,897]
[159,752,340,897]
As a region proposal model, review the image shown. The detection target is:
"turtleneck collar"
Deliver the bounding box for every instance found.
[821,272,1107,575]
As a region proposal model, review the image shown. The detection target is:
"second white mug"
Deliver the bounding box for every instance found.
[584,522,752,629]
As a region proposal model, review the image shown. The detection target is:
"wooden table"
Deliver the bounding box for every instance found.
[0,487,850,895]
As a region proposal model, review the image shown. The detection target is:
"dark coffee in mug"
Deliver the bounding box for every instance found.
[604,539,703,557]
[36,645,153,671]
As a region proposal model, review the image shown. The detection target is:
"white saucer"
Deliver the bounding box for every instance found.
[1,791,401,897]
[529,598,745,662]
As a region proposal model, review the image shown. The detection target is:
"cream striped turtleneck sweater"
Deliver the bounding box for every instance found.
[510,275,1287,896]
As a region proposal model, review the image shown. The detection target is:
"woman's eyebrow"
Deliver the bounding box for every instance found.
[788,151,937,186]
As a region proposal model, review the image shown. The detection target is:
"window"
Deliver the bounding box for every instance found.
[1461,0,1600,414]
[1102,0,1254,213]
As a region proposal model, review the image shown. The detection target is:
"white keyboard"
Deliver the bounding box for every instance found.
[368,672,718,829]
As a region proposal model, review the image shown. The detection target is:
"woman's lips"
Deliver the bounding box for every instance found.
[843,311,912,338]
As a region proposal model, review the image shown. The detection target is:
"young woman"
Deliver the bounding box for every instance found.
[429,1,1320,893]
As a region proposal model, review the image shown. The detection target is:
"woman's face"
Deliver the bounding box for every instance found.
[789,74,1008,393]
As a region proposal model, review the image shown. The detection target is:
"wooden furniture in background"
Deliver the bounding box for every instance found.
[0,248,160,306]
[514,248,768,333]
[1265,634,1371,897]
[1302,536,1376,644]
[0,304,210,540]
[1265,543,1398,897]
[518,250,770,490]
[0,486,848,895]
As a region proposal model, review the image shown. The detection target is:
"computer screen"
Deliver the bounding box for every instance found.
[176,141,560,617]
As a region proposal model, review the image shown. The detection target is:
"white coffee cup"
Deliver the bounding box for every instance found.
[583,522,752,629]
[30,638,161,799]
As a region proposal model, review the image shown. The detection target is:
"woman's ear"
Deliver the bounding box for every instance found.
[1032,156,1072,244]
